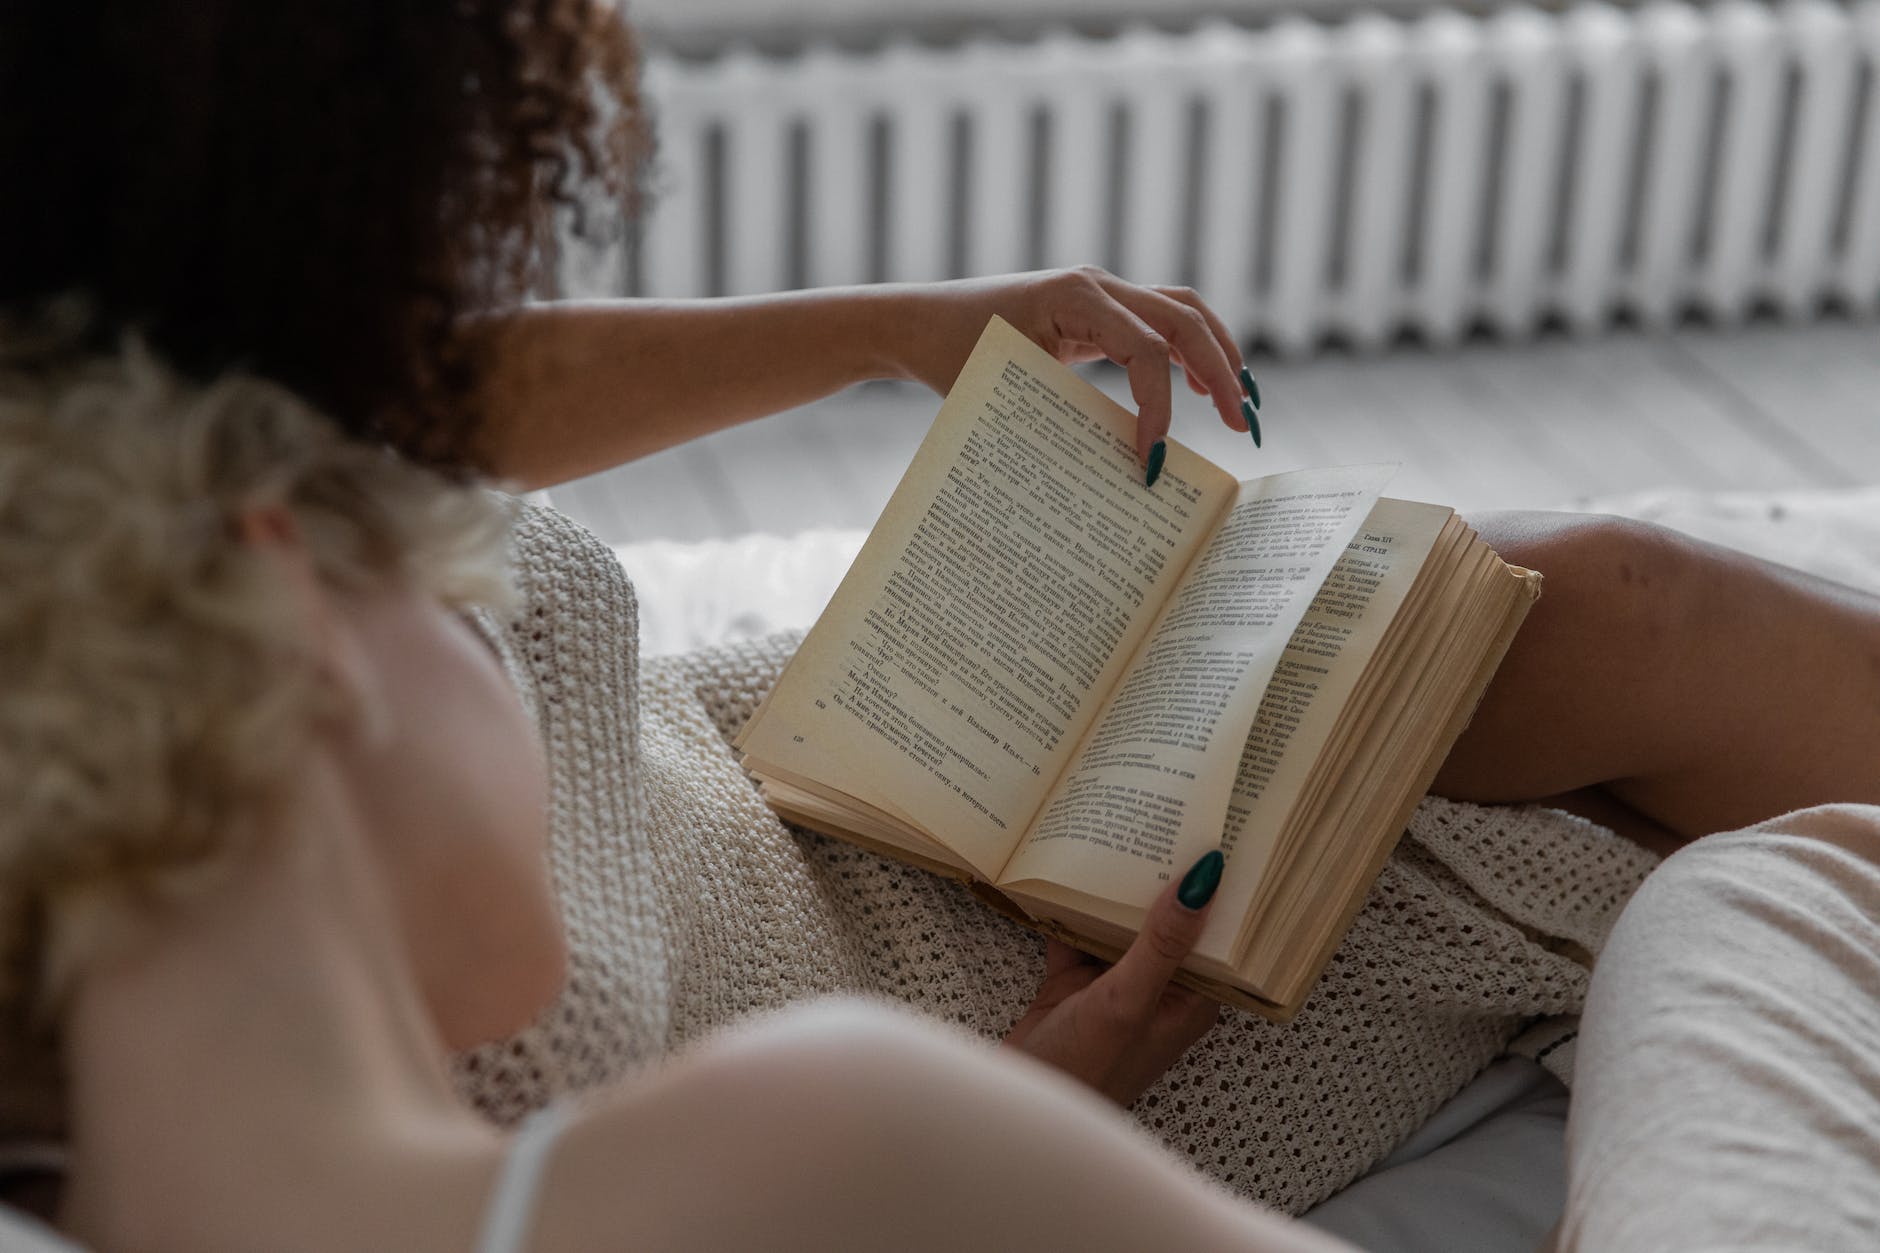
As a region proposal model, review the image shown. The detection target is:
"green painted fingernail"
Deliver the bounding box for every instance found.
[1177,849,1224,910]
[1241,399,1262,448]
[1239,366,1262,410]
[1145,440,1166,488]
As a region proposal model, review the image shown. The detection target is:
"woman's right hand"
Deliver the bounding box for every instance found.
[882,269,1258,469]
[1002,850,1225,1106]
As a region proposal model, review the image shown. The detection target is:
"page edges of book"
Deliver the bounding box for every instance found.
[1218,509,1473,957]
[1191,498,1456,963]
[1253,548,1542,1010]
[995,464,1398,917]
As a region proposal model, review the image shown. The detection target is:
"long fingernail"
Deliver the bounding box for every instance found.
[1239,366,1262,410]
[1177,849,1224,910]
[1241,399,1262,448]
[1144,440,1166,489]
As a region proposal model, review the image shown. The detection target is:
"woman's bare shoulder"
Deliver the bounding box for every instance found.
[518,1001,955,1253]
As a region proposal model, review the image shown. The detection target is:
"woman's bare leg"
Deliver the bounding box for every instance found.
[1433,511,1880,847]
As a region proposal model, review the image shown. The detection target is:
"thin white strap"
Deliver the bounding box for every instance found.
[475,1101,580,1253]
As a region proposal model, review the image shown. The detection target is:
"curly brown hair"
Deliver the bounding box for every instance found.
[0,0,650,470]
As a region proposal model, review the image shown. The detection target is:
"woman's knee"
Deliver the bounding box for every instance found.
[1439,512,1706,790]
[1463,510,1701,638]
[1464,511,1722,734]
[1451,512,1880,832]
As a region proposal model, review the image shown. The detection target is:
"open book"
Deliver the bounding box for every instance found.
[735,317,1540,1018]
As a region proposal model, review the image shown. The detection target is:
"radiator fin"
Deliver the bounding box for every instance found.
[632,0,1880,351]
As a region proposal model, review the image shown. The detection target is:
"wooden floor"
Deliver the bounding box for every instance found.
[550,316,1880,545]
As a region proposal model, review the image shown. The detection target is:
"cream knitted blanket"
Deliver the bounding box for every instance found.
[455,504,1659,1215]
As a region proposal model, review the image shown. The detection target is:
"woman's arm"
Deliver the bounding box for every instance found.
[473,270,1257,489]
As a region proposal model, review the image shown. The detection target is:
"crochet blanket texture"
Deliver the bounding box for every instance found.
[453,504,1658,1214]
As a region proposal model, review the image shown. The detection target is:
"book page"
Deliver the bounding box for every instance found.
[1191,498,1453,961]
[999,464,1393,907]
[735,317,1239,880]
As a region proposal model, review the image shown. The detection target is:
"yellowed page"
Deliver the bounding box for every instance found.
[999,464,1394,908]
[1190,498,1453,962]
[735,316,1239,880]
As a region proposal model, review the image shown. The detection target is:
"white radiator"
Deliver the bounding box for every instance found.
[629,0,1880,353]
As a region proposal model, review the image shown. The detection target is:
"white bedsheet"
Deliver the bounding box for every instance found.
[616,528,867,658]
[1303,1057,1570,1251]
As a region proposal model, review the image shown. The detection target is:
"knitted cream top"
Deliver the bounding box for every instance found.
[454,504,1659,1215]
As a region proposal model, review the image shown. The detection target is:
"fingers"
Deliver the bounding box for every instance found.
[1049,291,1173,465]
[1156,985,1222,1049]
[1158,286,1252,419]
[1046,268,1248,463]
[1107,987,1221,1102]
[1121,283,1250,436]
[1043,937,1096,978]
[1101,849,1225,1022]
[1101,284,1233,441]
[1155,286,1242,376]
[1003,852,1227,1106]
[1002,951,1100,1049]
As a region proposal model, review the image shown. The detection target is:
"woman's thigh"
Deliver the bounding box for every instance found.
[1433,510,1880,844]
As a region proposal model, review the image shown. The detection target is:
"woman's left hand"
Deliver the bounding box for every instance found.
[1002,854,1224,1106]
[884,268,1256,467]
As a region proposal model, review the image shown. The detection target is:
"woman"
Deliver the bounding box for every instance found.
[5,343,1876,1253]
[4,0,1878,1244]
[0,350,1344,1251]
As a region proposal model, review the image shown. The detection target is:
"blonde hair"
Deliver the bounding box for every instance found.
[0,338,514,1139]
